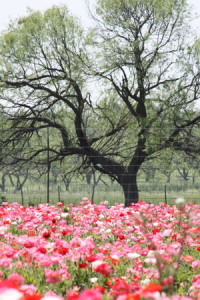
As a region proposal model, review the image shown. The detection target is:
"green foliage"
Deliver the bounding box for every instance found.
[0,0,200,206]
[96,0,187,26]
[7,225,27,235]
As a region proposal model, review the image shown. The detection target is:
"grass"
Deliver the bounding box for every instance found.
[1,169,200,206]
[2,188,200,207]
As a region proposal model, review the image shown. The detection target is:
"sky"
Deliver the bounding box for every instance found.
[0,0,200,32]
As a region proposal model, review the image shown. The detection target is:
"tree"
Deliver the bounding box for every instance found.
[0,2,200,207]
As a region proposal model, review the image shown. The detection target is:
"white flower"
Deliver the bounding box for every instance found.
[45,242,54,252]
[140,279,150,286]
[89,277,98,283]
[153,222,159,226]
[99,214,105,219]
[175,197,185,205]
[61,213,69,218]
[144,257,157,265]
[0,288,23,300]
[35,212,42,217]
[0,226,8,235]
[96,221,103,226]
[152,292,162,300]
[127,253,140,259]
[147,250,155,257]
[110,254,120,260]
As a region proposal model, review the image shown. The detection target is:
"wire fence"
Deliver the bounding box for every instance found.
[0,166,200,206]
[1,124,200,206]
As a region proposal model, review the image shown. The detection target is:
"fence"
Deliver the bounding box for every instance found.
[0,165,200,206]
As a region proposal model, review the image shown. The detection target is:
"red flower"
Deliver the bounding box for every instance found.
[23,241,35,248]
[94,285,106,294]
[132,275,141,282]
[97,248,109,254]
[78,263,89,269]
[148,244,157,250]
[58,246,69,255]
[112,279,130,294]
[126,294,140,300]
[197,246,200,251]
[37,247,47,254]
[3,220,11,224]
[67,294,79,300]
[0,279,19,289]
[23,294,42,300]
[188,227,200,233]
[28,230,35,237]
[61,229,72,236]
[142,282,162,293]
[152,228,160,234]
[93,262,111,277]
[85,254,99,262]
[42,232,51,239]
[118,234,126,240]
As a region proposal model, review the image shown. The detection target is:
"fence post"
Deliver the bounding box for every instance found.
[47,127,50,204]
[58,185,61,202]
[21,188,24,206]
[164,185,167,204]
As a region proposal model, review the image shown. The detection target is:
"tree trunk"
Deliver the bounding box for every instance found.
[120,174,139,207]
[86,171,93,185]
[165,172,171,183]
[0,173,6,192]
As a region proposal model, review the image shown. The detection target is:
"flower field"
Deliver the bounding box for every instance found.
[0,198,199,300]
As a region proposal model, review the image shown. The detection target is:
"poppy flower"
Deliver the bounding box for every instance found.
[182,255,194,263]
[85,254,99,262]
[23,294,42,300]
[78,263,88,269]
[42,232,51,239]
[142,282,162,293]
[58,247,69,255]
[92,261,111,277]
[125,294,140,300]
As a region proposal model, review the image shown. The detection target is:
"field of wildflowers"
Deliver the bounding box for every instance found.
[0,198,199,300]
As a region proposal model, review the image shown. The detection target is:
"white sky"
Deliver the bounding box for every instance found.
[0,0,200,32]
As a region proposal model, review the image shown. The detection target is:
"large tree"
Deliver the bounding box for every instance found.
[0,1,200,206]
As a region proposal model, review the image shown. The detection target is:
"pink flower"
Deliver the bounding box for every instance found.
[78,289,102,300]
[81,197,89,201]
[22,238,36,248]
[193,278,200,289]
[20,284,37,295]
[44,269,61,284]
[182,255,194,263]
[0,258,11,268]
[8,273,24,286]
[192,260,200,270]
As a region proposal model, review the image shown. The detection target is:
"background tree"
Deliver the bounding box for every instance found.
[0,2,200,207]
